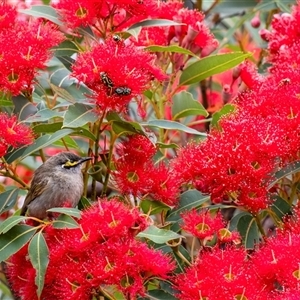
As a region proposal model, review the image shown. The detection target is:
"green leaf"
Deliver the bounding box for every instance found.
[50,68,75,88]
[12,95,38,121]
[33,122,63,134]
[229,212,250,231]
[269,161,300,189]
[78,197,92,210]
[137,225,182,244]
[128,19,183,30]
[112,120,145,137]
[139,290,177,300]
[5,129,74,164]
[156,142,179,149]
[25,108,64,123]
[19,5,62,26]
[28,231,49,298]
[50,84,76,103]
[63,103,98,128]
[0,225,37,262]
[167,190,210,223]
[145,45,196,57]
[71,127,97,142]
[52,214,80,229]
[54,40,79,57]
[0,189,19,214]
[270,195,291,220]
[127,19,183,39]
[211,104,236,129]
[0,98,13,107]
[172,91,208,120]
[236,214,259,249]
[179,52,251,86]
[144,120,207,136]
[0,216,28,234]
[47,207,81,219]
[53,135,80,150]
[140,200,171,215]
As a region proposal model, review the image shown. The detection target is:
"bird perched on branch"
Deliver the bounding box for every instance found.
[21,152,92,219]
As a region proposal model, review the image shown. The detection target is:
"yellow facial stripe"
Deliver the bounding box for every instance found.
[64,160,79,167]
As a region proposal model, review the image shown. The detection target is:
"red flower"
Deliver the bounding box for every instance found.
[0,8,64,95]
[0,3,17,30]
[54,0,158,31]
[148,163,181,206]
[0,113,34,156]
[175,246,266,300]
[113,160,154,196]
[7,199,174,299]
[252,231,300,297]
[115,134,157,165]
[72,38,166,112]
[181,209,225,241]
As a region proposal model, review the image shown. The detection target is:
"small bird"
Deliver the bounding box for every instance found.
[20,152,92,219]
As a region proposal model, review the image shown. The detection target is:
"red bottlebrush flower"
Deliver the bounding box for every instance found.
[0,3,17,30]
[175,246,266,300]
[113,160,154,196]
[0,12,64,95]
[54,0,98,28]
[240,61,264,89]
[252,231,300,297]
[148,163,181,206]
[54,0,158,30]
[72,38,166,112]
[172,115,276,213]
[133,27,169,47]
[154,1,218,56]
[181,209,225,241]
[0,113,34,155]
[0,143,8,157]
[79,198,140,240]
[115,134,157,165]
[7,199,174,300]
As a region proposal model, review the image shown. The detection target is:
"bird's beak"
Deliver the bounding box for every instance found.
[79,157,93,164]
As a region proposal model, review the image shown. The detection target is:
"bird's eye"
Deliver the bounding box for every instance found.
[62,160,79,168]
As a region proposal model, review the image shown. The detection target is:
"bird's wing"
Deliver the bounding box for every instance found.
[20,178,50,216]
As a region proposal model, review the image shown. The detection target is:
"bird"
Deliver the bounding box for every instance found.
[20,152,92,219]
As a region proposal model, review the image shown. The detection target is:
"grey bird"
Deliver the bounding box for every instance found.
[20,152,92,219]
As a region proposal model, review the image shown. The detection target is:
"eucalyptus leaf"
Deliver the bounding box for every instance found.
[25,108,64,123]
[237,214,259,249]
[140,199,171,215]
[269,161,300,189]
[180,52,251,86]
[0,216,28,234]
[63,103,98,128]
[172,91,208,120]
[28,231,49,298]
[137,225,182,244]
[0,189,19,214]
[19,5,62,26]
[167,190,210,223]
[47,207,81,219]
[33,122,63,133]
[52,214,80,229]
[0,225,36,262]
[50,68,75,88]
[270,195,291,220]
[146,45,196,57]
[144,120,207,136]
[12,95,38,121]
[54,40,80,57]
